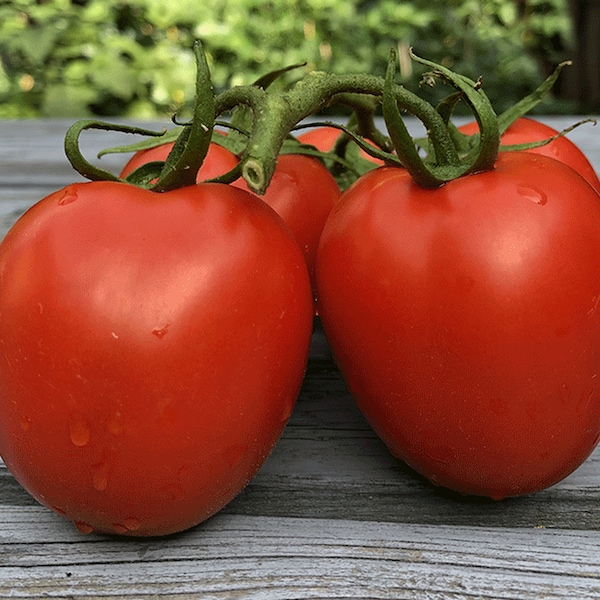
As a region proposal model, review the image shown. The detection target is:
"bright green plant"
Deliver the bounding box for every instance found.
[0,0,574,118]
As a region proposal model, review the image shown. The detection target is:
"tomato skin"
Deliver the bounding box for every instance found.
[0,181,313,536]
[316,153,600,499]
[460,117,600,193]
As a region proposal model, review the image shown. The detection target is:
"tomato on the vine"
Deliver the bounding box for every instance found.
[316,152,600,499]
[0,181,313,536]
[460,117,600,193]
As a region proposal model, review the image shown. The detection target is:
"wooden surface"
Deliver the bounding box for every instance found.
[1,117,600,599]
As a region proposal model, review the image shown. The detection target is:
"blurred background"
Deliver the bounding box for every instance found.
[0,0,597,119]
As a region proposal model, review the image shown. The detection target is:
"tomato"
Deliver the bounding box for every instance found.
[122,143,339,303]
[0,181,313,536]
[316,152,600,499]
[460,117,600,193]
[298,125,384,165]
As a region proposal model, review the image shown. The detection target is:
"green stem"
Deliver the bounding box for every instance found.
[228,66,460,194]
[383,48,447,188]
[64,121,168,183]
[150,40,215,192]
[409,51,500,177]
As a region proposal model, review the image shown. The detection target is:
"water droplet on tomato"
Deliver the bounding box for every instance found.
[123,518,141,531]
[280,399,294,424]
[112,519,141,534]
[74,521,94,534]
[58,187,78,206]
[517,184,547,205]
[70,416,91,447]
[424,443,456,465]
[576,388,595,416]
[107,411,123,435]
[489,491,506,501]
[223,443,249,468]
[20,416,31,432]
[152,324,169,339]
[161,483,186,502]
[92,462,110,491]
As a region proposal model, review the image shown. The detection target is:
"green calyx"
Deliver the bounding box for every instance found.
[64,39,584,195]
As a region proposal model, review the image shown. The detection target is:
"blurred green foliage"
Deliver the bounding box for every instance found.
[0,0,574,118]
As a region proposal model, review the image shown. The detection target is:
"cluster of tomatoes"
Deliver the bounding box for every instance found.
[0,50,600,537]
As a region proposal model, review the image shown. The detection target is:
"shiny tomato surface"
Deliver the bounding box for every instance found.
[0,181,313,536]
[316,153,600,499]
[460,117,600,193]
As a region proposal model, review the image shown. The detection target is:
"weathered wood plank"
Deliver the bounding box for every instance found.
[0,511,599,599]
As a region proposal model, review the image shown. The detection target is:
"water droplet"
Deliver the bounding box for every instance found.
[517,184,547,206]
[107,411,123,435]
[58,187,78,206]
[112,519,141,534]
[92,462,110,491]
[20,416,31,432]
[75,521,94,534]
[223,444,249,468]
[152,324,169,339]
[280,399,294,424]
[424,443,456,465]
[70,416,91,447]
[161,483,186,502]
[577,388,595,416]
[123,518,141,532]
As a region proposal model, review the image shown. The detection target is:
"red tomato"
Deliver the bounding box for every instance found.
[120,140,239,182]
[298,125,384,165]
[316,153,600,500]
[0,181,313,536]
[460,117,600,193]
